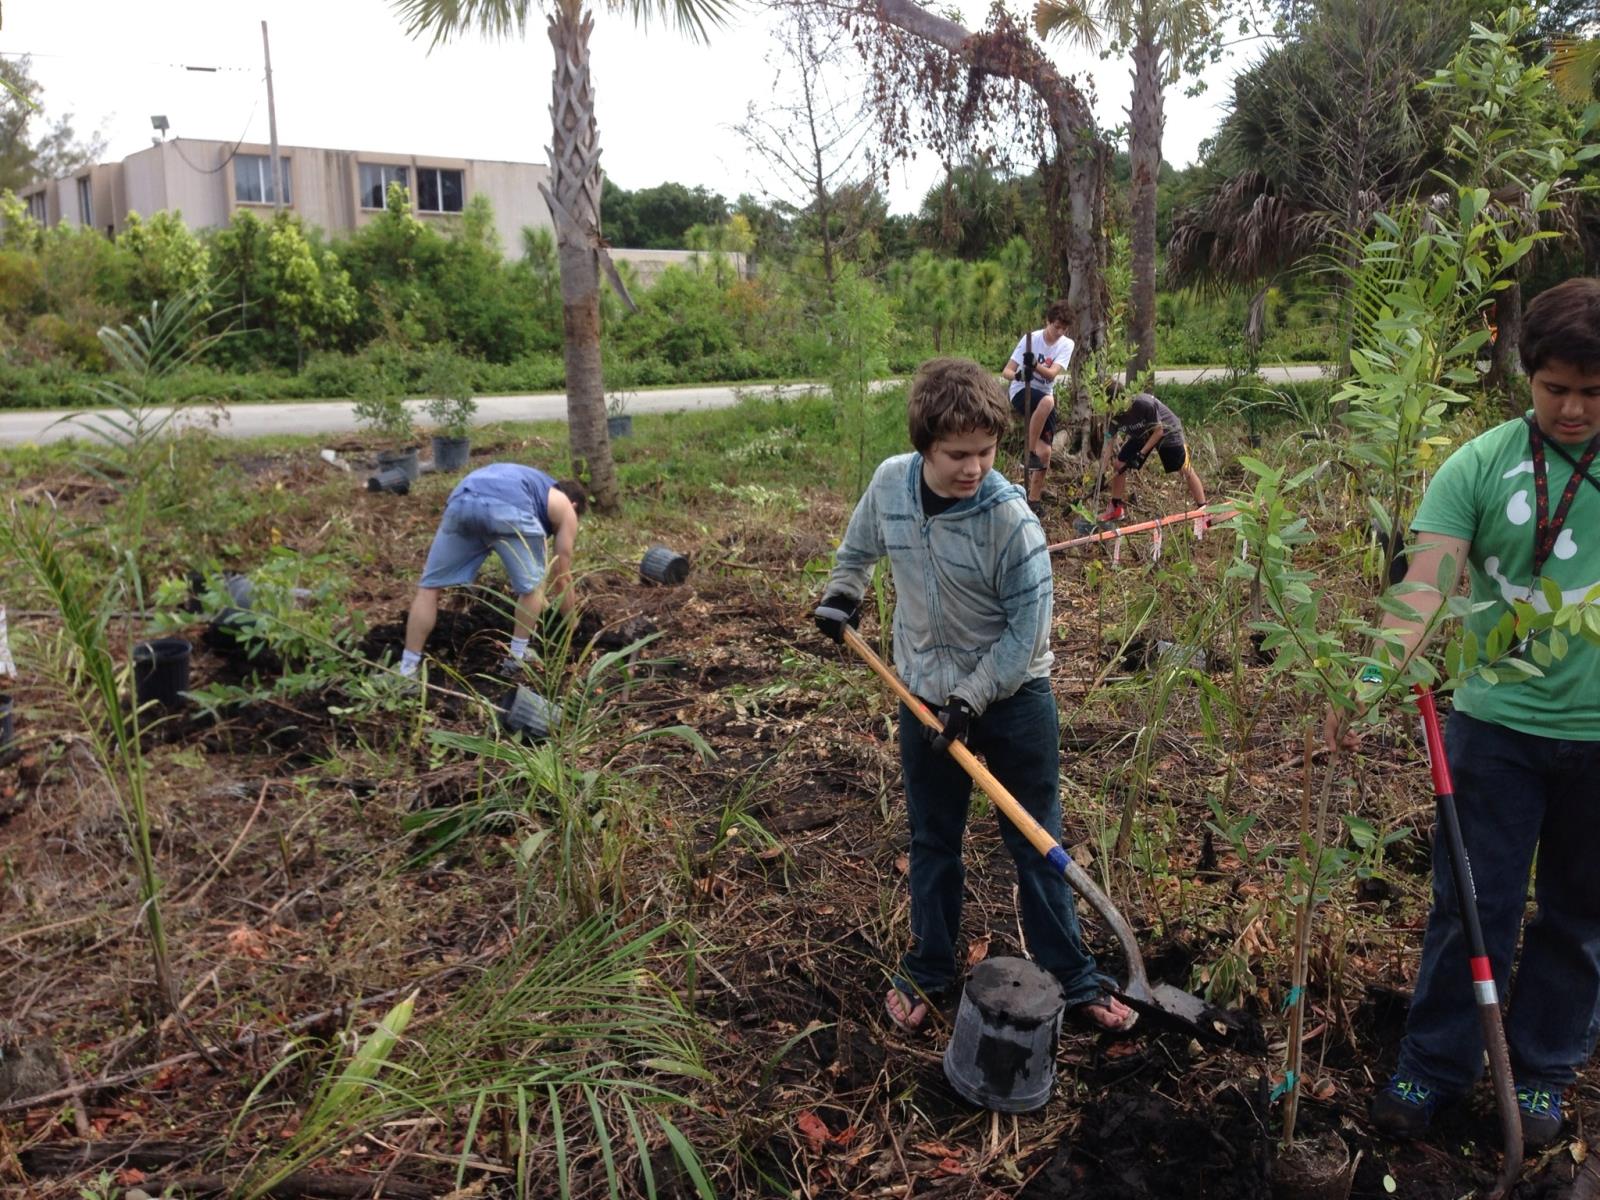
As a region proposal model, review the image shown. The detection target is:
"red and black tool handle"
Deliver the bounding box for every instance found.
[1413,685,1522,1197]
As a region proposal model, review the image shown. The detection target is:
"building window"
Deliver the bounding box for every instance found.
[416,167,464,213]
[26,192,46,222]
[77,177,93,227]
[358,163,408,210]
[235,154,292,205]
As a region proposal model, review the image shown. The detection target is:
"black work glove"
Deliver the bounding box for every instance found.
[813,592,862,644]
[922,696,974,753]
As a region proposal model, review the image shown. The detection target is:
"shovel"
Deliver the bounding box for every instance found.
[1413,686,1521,1198]
[832,622,1231,1042]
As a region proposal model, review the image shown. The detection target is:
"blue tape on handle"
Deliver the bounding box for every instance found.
[1282,985,1305,1012]
[1046,845,1070,874]
[1269,1071,1297,1102]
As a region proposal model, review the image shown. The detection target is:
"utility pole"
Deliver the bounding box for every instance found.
[262,20,283,213]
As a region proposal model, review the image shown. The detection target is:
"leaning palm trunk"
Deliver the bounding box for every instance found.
[1126,32,1162,379]
[874,0,1107,452]
[548,4,618,511]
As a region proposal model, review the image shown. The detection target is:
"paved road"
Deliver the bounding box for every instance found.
[0,364,1330,447]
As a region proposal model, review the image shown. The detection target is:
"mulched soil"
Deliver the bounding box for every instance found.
[3,447,1598,1200]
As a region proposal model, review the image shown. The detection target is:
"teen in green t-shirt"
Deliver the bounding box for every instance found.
[1327,279,1600,1150]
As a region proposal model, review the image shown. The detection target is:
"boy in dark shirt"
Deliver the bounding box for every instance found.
[1098,381,1207,521]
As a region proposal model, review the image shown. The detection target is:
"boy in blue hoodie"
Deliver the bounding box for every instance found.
[813,357,1134,1034]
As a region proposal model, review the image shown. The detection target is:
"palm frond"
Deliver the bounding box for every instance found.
[1550,37,1600,103]
[390,0,533,50]
[1034,0,1101,48]
[609,0,736,45]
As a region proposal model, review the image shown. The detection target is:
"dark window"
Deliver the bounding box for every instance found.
[416,167,465,213]
[26,192,46,222]
[358,163,408,209]
[77,177,93,227]
[235,154,292,205]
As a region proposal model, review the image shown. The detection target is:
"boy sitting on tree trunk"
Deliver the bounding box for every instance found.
[1002,300,1075,507]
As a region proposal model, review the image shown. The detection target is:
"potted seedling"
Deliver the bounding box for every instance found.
[424,354,477,472]
[353,365,418,483]
[606,390,633,440]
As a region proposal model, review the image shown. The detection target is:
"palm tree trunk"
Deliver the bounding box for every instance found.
[1127,33,1162,380]
[548,4,618,511]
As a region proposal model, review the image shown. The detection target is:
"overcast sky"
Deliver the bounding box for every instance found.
[6,0,1255,215]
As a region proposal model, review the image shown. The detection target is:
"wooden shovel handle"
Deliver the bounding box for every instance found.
[838,625,1153,1001]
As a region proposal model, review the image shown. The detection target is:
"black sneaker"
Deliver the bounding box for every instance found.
[1516,1085,1563,1148]
[1370,1075,1449,1138]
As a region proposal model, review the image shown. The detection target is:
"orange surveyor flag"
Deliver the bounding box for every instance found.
[1046,506,1235,554]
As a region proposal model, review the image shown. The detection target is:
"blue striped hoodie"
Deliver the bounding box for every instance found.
[825,453,1054,714]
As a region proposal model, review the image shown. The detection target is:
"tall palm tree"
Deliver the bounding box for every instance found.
[393,0,732,511]
[1035,0,1216,379]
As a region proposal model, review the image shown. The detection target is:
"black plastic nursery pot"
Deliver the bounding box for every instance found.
[367,467,412,495]
[133,638,192,710]
[498,686,557,741]
[432,435,471,472]
[639,545,691,586]
[377,447,421,482]
[942,957,1066,1113]
[0,693,13,750]
[607,414,633,439]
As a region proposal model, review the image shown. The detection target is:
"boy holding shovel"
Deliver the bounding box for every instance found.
[813,357,1134,1034]
[1327,278,1600,1148]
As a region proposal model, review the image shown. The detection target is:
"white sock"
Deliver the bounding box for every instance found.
[508,637,530,661]
[399,650,422,677]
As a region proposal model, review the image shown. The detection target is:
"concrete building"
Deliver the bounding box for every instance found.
[19,140,746,282]
[19,137,555,258]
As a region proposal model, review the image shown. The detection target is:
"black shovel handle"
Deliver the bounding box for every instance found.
[1414,686,1522,1197]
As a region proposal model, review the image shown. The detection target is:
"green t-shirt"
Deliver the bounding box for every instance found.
[1411,415,1600,740]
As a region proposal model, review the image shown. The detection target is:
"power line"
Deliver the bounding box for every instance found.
[166,95,263,176]
[0,49,255,72]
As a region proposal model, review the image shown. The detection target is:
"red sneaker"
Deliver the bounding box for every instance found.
[1097,501,1126,522]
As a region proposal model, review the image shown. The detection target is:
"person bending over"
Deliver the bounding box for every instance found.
[400,463,587,679]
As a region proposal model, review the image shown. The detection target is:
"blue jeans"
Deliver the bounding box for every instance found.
[896,678,1102,1006]
[419,495,548,595]
[1397,712,1600,1092]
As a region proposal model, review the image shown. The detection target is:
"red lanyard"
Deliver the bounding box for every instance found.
[1529,420,1600,577]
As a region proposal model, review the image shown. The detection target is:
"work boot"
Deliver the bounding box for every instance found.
[1517,1085,1563,1148]
[1370,1075,1450,1139]
[1097,500,1126,523]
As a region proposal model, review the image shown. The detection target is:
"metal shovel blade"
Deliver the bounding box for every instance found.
[1116,983,1236,1044]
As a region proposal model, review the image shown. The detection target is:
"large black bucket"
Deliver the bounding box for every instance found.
[133,638,192,710]
[0,693,13,750]
[378,447,421,482]
[431,435,471,472]
[498,686,558,741]
[367,467,411,495]
[942,957,1066,1113]
[640,545,691,586]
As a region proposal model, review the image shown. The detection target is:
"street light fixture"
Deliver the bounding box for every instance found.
[150,115,169,140]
